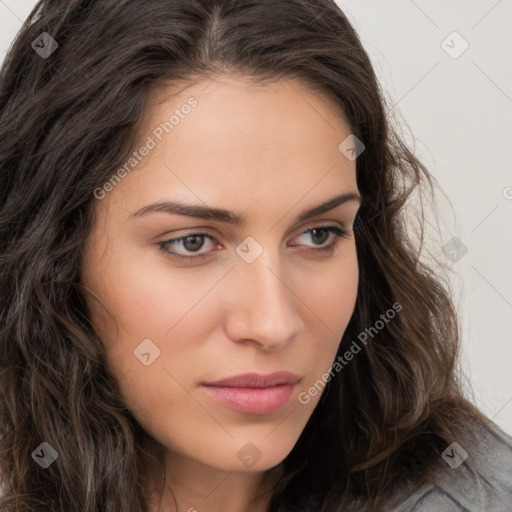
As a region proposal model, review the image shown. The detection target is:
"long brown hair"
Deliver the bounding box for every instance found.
[0,0,492,510]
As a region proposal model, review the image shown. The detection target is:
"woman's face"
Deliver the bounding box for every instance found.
[81,74,360,474]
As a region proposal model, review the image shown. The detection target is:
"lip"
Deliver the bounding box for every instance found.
[201,372,300,415]
[203,371,300,388]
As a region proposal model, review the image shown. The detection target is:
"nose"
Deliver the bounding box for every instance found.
[222,251,305,351]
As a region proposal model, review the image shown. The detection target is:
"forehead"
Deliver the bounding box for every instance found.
[104,74,358,217]
[150,73,346,126]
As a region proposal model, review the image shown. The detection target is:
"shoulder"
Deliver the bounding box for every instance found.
[390,420,512,512]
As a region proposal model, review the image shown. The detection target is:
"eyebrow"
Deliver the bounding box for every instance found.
[129,191,361,226]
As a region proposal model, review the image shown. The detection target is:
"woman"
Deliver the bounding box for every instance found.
[1,1,511,511]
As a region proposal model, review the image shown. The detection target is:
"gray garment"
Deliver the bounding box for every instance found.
[390,421,512,512]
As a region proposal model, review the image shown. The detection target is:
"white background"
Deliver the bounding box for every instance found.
[1,0,511,433]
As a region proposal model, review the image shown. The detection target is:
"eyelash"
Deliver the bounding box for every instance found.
[157,225,351,261]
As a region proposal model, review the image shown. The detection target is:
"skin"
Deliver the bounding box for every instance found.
[81,73,361,512]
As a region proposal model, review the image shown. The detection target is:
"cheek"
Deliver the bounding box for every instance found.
[297,248,359,335]
[301,250,359,373]
[84,246,213,345]
[82,258,217,445]
[82,253,227,434]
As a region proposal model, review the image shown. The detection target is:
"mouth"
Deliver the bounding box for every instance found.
[201,371,300,415]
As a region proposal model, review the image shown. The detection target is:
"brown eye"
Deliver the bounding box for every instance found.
[291,225,350,250]
[157,232,216,260]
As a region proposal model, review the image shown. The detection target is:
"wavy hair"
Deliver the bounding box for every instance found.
[0,0,492,510]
